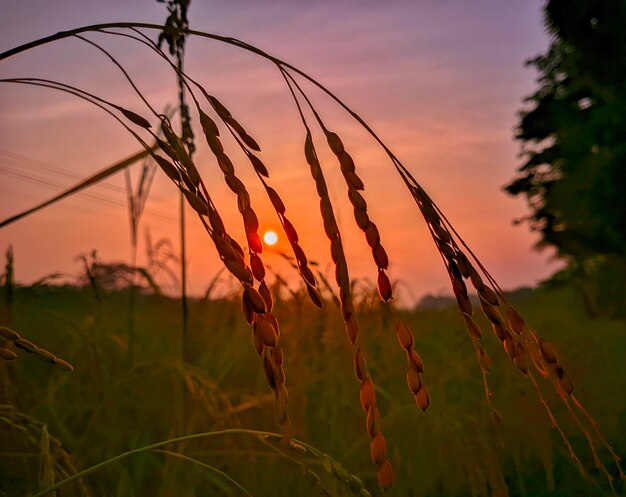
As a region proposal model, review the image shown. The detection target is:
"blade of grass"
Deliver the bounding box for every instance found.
[31,428,345,497]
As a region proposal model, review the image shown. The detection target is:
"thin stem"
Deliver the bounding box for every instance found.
[0,79,150,149]
[175,40,191,371]
[0,23,422,214]
[125,27,202,108]
[279,67,323,131]
[74,34,159,116]
[1,77,120,110]
[0,24,401,168]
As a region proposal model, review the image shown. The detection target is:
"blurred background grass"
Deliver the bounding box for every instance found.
[1,277,623,497]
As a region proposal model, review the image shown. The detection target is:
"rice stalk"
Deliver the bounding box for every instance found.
[0,326,73,371]
[0,404,91,497]
[0,23,622,491]
[275,69,396,491]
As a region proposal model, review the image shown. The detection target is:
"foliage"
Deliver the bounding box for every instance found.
[506,0,626,317]
[0,283,624,496]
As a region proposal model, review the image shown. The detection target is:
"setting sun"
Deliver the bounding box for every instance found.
[263,230,278,246]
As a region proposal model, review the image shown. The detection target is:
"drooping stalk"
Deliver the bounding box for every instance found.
[2,22,623,490]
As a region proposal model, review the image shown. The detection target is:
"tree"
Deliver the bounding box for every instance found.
[506,0,626,317]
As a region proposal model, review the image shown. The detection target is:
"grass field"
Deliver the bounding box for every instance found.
[1,280,624,497]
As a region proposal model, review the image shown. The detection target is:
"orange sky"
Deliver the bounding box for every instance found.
[0,1,559,304]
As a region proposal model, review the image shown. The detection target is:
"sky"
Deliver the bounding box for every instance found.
[0,0,557,304]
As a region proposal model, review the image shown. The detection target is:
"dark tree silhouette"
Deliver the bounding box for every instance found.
[506,0,626,317]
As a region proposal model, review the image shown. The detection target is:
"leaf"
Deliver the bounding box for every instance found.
[39,426,55,491]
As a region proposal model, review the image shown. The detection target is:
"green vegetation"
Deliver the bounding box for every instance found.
[1,281,624,496]
[506,0,626,318]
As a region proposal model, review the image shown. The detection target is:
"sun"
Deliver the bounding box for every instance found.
[263,230,278,246]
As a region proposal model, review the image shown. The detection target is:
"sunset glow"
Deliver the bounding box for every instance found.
[0,1,557,303]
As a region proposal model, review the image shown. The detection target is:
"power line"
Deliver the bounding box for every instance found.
[0,149,229,243]
[0,148,172,204]
[0,164,195,228]
[0,171,214,246]
[0,184,102,217]
[0,164,131,208]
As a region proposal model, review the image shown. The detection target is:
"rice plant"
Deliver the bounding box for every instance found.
[0,21,623,496]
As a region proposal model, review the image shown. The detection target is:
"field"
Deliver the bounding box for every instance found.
[1,281,624,496]
[1,5,625,496]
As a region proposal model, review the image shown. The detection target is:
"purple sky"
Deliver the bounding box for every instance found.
[0,1,556,303]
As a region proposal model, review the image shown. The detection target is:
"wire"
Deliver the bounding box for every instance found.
[0,148,171,203]
[0,163,189,226]
[0,149,217,241]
